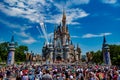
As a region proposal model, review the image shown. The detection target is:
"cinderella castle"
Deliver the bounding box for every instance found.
[42,11,81,63]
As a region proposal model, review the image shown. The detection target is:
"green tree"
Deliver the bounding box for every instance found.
[109,45,120,65]
[15,45,28,62]
[81,55,86,62]
[91,50,103,64]
[0,42,8,62]
[91,45,120,65]
[0,42,28,62]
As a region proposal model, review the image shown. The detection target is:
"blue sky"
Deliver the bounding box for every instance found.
[0,0,120,55]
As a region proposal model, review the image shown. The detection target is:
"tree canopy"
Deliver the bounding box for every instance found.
[0,42,28,62]
[15,45,28,62]
[90,45,120,65]
[109,44,120,65]
[0,42,8,62]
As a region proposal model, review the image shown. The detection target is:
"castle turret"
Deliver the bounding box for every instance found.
[102,36,111,65]
[7,35,16,65]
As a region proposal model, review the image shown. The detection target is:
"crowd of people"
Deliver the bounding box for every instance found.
[0,63,120,80]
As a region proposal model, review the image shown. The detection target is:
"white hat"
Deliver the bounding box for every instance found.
[70,75,73,79]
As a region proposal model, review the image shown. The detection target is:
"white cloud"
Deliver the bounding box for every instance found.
[0,18,35,44]
[38,35,44,38]
[71,36,80,38]
[21,26,32,31]
[22,37,37,44]
[101,33,112,36]
[17,2,26,8]
[53,0,90,11]
[0,0,90,45]
[12,25,36,44]
[45,14,62,24]
[4,0,18,6]
[0,18,36,44]
[0,18,32,31]
[14,31,29,37]
[13,28,37,44]
[70,22,80,25]
[101,0,117,4]
[45,8,89,25]
[82,32,112,38]
[46,8,89,25]
[0,18,20,28]
[66,8,89,24]
[0,0,89,25]
[0,0,42,22]
[75,26,82,28]
[69,0,90,5]
[82,34,96,38]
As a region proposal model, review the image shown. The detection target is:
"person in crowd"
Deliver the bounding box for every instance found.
[42,69,52,80]
[0,62,119,80]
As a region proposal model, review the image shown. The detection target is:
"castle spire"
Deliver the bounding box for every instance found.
[11,35,14,42]
[102,35,107,48]
[62,9,66,27]
[103,35,106,44]
[77,43,79,48]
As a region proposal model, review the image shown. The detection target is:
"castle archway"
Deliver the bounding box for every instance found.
[56,55,62,61]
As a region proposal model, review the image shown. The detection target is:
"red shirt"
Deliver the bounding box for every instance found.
[22,70,28,75]
[113,74,118,80]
